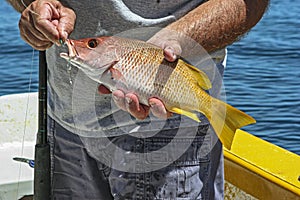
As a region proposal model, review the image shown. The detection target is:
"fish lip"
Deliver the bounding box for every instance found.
[59,52,70,60]
[60,39,78,59]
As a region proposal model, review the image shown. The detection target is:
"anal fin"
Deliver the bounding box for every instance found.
[169,107,201,122]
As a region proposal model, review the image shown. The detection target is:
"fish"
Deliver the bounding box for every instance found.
[60,36,256,149]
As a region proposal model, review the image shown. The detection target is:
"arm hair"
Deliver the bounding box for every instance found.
[167,0,270,52]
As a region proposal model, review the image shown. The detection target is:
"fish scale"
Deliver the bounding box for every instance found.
[115,45,195,110]
[114,48,163,104]
[60,36,256,149]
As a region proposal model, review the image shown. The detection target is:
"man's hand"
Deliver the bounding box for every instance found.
[98,85,172,120]
[98,34,182,120]
[19,0,76,50]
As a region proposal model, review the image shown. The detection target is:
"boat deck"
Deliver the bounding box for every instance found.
[224,129,300,199]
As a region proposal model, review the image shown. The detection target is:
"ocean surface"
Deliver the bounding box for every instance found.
[1,1,299,155]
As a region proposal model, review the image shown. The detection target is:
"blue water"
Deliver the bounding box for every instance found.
[0,3,38,94]
[1,1,299,154]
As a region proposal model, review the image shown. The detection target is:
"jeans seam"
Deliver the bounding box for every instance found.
[48,117,55,199]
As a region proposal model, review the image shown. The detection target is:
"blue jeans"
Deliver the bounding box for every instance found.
[48,117,224,200]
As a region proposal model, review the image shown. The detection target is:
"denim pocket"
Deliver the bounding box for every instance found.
[151,165,204,200]
[145,127,211,199]
[103,126,213,199]
[144,127,211,167]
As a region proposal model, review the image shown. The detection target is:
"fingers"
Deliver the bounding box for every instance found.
[35,2,61,43]
[19,0,75,50]
[125,93,150,120]
[19,20,53,50]
[148,39,182,62]
[98,85,170,120]
[149,98,172,119]
[19,4,54,50]
[57,5,76,41]
[162,40,182,62]
[111,90,125,111]
[98,85,111,94]
[111,90,149,120]
[99,85,149,119]
[112,92,171,120]
[147,32,182,62]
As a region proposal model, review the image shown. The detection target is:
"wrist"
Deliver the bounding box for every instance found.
[7,0,35,13]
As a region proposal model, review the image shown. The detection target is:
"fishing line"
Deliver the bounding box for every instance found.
[21,0,40,16]
[15,48,36,199]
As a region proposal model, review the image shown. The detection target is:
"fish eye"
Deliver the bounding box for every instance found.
[87,39,98,48]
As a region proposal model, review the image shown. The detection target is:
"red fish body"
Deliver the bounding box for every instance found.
[60,36,256,149]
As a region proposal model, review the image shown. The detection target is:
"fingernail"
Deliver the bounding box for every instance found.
[165,46,173,52]
[164,47,177,61]
[125,97,132,104]
[112,94,120,102]
[149,101,156,108]
[149,101,160,113]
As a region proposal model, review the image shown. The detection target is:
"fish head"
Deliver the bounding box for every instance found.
[60,37,120,82]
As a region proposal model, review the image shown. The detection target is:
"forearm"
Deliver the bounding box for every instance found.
[6,0,34,13]
[167,0,269,52]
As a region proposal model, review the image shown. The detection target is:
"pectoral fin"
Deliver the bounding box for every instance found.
[169,107,201,122]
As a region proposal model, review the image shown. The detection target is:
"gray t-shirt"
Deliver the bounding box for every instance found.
[47,0,225,138]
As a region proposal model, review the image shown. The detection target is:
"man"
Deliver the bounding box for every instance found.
[8,0,269,199]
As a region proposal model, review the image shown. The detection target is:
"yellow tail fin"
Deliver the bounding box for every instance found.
[207,98,256,149]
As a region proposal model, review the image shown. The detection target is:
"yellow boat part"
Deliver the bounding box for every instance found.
[224,129,300,199]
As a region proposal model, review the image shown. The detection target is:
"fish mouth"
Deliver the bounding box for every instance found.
[60,39,87,70]
[59,39,103,82]
[60,39,78,60]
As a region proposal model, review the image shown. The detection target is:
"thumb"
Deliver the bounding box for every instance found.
[163,40,182,62]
